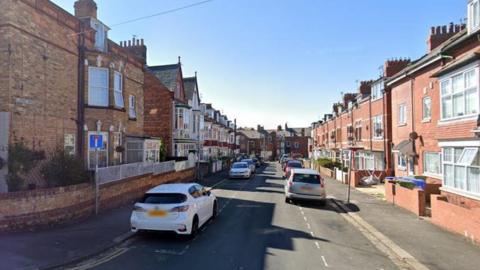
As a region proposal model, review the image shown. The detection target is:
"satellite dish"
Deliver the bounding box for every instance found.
[409,132,419,140]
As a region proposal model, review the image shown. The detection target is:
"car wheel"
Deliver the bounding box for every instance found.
[189,216,199,239]
[285,197,290,204]
[212,201,218,220]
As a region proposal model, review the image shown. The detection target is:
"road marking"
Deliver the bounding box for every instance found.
[330,200,429,270]
[309,231,315,237]
[300,210,305,215]
[66,247,129,270]
[314,241,320,249]
[303,216,308,222]
[321,256,329,268]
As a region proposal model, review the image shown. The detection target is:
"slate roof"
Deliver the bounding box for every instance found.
[149,64,180,92]
[183,77,198,101]
[238,129,263,139]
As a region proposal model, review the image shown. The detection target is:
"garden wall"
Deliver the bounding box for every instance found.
[431,194,480,244]
[385,181,426,216]
[0,168,194,231]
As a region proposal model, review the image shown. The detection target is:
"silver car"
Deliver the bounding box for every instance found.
[284,168,326,206]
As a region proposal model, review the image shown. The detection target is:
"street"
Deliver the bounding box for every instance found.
[68,163,397,270]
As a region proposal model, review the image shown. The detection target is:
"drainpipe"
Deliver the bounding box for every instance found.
[382,86,388,175]
[369,95,373,152]
[77,24,86,161]
[410,78,416,175]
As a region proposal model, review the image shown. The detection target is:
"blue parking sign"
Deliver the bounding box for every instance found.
[89,134,104,149]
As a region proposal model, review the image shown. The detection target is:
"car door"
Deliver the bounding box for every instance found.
[199,185,214,218]
[194,185,209,224]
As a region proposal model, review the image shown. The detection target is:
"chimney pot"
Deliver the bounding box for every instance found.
[128,40,131,46]
[141,39,144,46]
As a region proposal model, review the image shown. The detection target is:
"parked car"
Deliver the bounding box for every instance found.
[241,159,256,173]
[284,169,326,206]
[279,154,290,164]
[229,162,252,179]
[130,183,217,237]
[284,160,303,178]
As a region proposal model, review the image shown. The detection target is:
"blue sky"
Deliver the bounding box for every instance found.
[55,0,466,129]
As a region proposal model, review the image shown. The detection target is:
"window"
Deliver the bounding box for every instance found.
[469,0,480,33]
[91,19,107,52]
[144,140,161,163]
[423,152,441,176]
[398,104,407,125]
[129,95,137,119]
[355,121,362,142]
[371,80,384,100]
[372,115,383,139]
[294,142,300,149]
[422,97,431,120]
[442,146,480,196]
[114,72,124,108]
[355,151,384,171]
[126,139,144,163]
[397,154,407,170]
[286,141,291,147]
[88,132,108,169]
[88,67,109,106]
[440,68,479,120]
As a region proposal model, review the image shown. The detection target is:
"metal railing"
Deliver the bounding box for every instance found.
[97,160,176,185]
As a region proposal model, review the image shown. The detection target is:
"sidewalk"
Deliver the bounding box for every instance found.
[0,171,228,270]
[326,177,480,270]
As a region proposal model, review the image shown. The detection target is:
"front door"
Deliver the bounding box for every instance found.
[0,112,10,192]
[408,157,415,176]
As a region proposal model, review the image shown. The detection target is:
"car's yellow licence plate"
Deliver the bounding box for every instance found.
[148,210,167,217]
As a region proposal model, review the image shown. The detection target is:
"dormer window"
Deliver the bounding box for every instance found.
[371,80,384,101]
[469,0,480,34]
[91,19,108,52]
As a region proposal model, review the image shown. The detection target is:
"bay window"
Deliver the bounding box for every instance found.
[423,152,441,177]
[440,67,479,121]
[442,146,480,196]
[114,72,124,108]
[88,67,109,107]
[373,115,383,139]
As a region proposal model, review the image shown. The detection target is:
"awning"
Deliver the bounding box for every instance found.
[393,140,416,157]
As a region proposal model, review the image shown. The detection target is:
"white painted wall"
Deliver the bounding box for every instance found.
[0,112,10,192]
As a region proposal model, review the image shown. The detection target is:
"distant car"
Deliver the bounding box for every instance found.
[229,162,252,179]
[284,160,303,178]
[241,159,256,173]
[284,169,326,206]
[130,183,217,237]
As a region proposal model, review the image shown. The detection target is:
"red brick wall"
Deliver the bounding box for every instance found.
[431,194,480,244]
[144,72,174,155]
[385,181,426,216]
[0,168,194,232]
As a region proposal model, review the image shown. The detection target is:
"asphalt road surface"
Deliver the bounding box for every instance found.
[71,163,398,270]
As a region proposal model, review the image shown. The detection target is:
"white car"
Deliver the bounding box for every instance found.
[284,168,326,206]
[241,159,256,173]
[130,183,218,237]
[229,162,252,179]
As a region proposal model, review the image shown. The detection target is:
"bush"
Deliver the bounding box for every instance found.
[398,181,416,190]
[41,148,90,188]
[7,139,45,192]
[315,158,343,170]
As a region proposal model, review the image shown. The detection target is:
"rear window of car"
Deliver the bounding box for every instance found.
[292,174,321,184]
[233,163,248,169]
[140,193,187,204]
[288,162,303,168]
[241,159,253,164]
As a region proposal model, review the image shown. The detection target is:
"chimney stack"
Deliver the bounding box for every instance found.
[277,125,282,131]
[384,58,411,77]
[74,0,97,19]
[120,37,147,65]
[427,22,465,52]
[359,81,373,96]
[343,93,357,108]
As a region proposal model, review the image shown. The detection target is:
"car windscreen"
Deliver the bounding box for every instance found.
[140,193,187,204]
[292,174,321,184]
[288,162,303,168]
[233,163,248,169]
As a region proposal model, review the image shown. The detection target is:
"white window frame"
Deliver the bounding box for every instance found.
[371,80,384,101]
[439,64,479,122]
[129,95,137,119]
[113,71,124,108]
[422,96,432,121]
[88,67,109,107]
[372,115,383,139]
[469,0,480,34]
[397,154,407,170]
[441,145,480,198]
[398,104,407,125]
[423,152,442,178]
[91,19,107,52]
